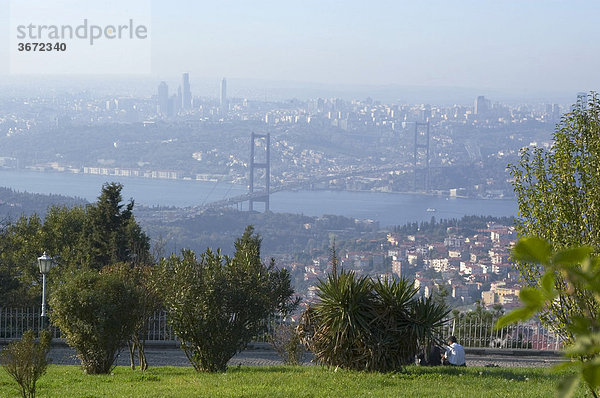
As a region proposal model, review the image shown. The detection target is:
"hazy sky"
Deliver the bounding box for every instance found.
[149,0,600,93]
[2,0,600,96]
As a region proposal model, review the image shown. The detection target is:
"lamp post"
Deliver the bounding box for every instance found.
[37,252,54,329]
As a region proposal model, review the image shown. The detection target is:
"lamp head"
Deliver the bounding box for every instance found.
[37,252,54,274]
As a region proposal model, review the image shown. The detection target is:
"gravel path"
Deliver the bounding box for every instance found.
[46,346,564,369]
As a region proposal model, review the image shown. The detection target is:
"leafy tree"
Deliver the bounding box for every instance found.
[156,226,297,372]
[497,237,600,398]
[509,92,600,341]
[0,329,52,398]
[0,214,46,306]
[0,183,150,307]
[50,270,139,374]
[298,271,449,372]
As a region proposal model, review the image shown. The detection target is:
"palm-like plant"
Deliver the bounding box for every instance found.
[309,272,374,369]
[299,271,449,372]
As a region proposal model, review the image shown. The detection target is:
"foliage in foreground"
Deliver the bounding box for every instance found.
[50,270,139,374]
[509,92,600,342]
[299,271,449,372]
[0,329,52,398]
[497,237,600,398]
[156,226,298,372]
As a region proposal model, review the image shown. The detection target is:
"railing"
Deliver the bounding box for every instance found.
[0,308,563,350]
[0,308,62,340]
[0,308,276,344]
[437,317,563,351]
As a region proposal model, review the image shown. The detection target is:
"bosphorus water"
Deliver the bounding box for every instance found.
[0,170,517,226]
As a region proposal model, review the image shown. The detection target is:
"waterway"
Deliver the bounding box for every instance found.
[0,170,517,226]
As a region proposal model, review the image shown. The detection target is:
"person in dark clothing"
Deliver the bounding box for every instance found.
[427,345,442,366]
[417,344,443,366]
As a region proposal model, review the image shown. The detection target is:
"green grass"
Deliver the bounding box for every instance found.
[0,365,592,397]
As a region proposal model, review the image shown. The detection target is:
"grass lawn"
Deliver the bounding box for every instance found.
[0,364,591,397]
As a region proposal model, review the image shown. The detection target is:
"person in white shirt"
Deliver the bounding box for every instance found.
[443,336,466,366]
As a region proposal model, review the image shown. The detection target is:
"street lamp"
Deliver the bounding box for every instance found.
[37,252,54,329]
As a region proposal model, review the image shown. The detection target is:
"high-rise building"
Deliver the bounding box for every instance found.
[176,86,182,113]
[552,104,561,121]
[157,81,169,116]
[220,78,227,111]
[182,73,191,110]
[474,96,489,115]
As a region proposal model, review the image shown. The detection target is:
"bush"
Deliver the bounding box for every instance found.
[102,263,161,371]
[299,272,449,372]
[156,226,298,372]
[0,330,52,398]
[50,270,139,374]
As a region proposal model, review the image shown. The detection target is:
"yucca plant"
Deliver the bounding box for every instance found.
[369,278,420,370]
[300,271,449,372]
[405,296,451,363]
[308,272,374,370]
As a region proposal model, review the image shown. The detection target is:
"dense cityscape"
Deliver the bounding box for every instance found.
[0,73,582,312]
[0,73,565,202]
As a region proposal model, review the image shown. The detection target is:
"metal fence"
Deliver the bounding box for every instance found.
[0,308,62,340]
[438,317,563,351]
[0,308,275,344]
[0,308,562,350]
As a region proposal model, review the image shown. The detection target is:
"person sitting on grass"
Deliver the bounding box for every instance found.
[417,344,442,366]
[442,336,465,366]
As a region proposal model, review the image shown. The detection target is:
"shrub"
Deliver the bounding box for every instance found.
[0,330,52,398]
[102,263,161,371]
[299,271,449,372]
[50,270,139,374]
[156,226,298,372]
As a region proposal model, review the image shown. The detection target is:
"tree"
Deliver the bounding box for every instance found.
[0,183,150,307]
[0,330,52,398]
[156,226,297,372]
[497,237,600,398]
[83,182,150,270]
[509,92,600,341]
[0,214,45,306]
[50,270,140,374]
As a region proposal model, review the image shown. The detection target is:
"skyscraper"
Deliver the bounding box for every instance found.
[220,78,227,111]
[474,96,489,115]
[182,73,191,110]
[157,81,169,116]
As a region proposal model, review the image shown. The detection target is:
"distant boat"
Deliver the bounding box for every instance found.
[426,208,436,212]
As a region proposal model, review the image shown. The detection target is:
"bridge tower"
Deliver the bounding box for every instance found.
[413,121,430,191]
[249,132,270,212]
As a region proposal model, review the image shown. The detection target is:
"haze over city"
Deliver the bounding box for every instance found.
[1,0,599,102]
